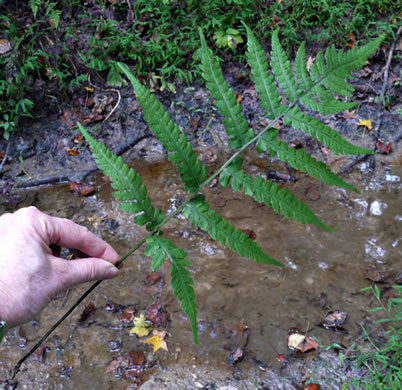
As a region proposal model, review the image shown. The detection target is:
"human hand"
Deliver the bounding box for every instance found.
[0,206,120,329]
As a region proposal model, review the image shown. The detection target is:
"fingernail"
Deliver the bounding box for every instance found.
[106,266,119,279]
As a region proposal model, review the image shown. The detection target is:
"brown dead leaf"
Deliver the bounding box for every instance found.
[376,141,392,154]
[0,151,4,162]
[306,56,315,72]
[199,150,218,167]
[104,300,122,313]
[146,272,161,284]
[288,332,319,353]
[304,185,321,201]
[65,147,79,156]
[275,353,288,365]
[30,346,49,361]
[0,39,11,54]
[346,32,356,48]
[321,310,347,329]
[119,306,136,322]
[78,302,96,326]
[73,134,83,144]
[145,302,169,327]
[304,384,320,390]
[235,92,242,104]
[343,110,356,119]
[227,346,245,365]
[242,229,257,240]
[69,182,96,196]
[106,351,145,374]
[363,267,392,282]
[229,319,249,336]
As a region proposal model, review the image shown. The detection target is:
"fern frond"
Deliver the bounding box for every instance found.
[244,25,285,119]
[117,63,207,193]
[284,107,374,155]
[199,31,254,149]
[256,129,359,193]
[294,43,357,115]
[145,235,198,344]
[78,124,164,231]
[29,0,41,18]
[220,158,334,231]
[183,195,283,267]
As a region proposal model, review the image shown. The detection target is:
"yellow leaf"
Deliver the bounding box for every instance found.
[141,335,168,354]
[129,314,152,337]
[357,119,373,131]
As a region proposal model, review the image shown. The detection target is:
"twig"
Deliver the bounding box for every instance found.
[0,141,11,175]
[373,26,402,141]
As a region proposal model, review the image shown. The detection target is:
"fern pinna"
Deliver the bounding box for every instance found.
[78,27,383,343]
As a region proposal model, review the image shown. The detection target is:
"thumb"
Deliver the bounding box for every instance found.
[56,257,119,289]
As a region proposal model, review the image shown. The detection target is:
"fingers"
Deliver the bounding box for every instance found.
[54,256,119,290]
[43,213,120,264]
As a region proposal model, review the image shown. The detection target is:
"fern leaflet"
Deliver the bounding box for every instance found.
[220,158,334,231]
[199,31,254,149]
[244,25,285,119]
[183,195,283,266]
[78,124,164,231]
[117,63,207,193]
[145,235,198,344]
[283,107,374,155]
[256,129,359,193]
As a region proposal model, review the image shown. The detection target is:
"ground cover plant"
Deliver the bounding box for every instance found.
[0,0,400,140]
[75,26,384,345]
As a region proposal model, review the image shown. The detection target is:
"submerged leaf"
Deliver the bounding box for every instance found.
[129,314,152,337]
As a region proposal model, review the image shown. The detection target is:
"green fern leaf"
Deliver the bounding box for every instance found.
[256,129,359,193]
[146,235,198,344]
[183,195,283,267]
[271,29,300,102]
[220,158,334,231]
[117,63,207,193]
[145,235,166,271]
[284,106,374,155]
[78,123,164,231]
[294,43,357,115]
[244,25,285,119]
[199,30,254,149]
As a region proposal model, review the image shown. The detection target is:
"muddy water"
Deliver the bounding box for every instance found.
[0,154,401,389]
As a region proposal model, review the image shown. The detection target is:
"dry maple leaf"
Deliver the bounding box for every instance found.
[288,332,319,353]
[129,314,152,337]
[343,110,356,119]
[141,334,168,353]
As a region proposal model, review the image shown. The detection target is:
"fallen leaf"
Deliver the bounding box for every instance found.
[145,302,169,327]
[375,140,392,154]
[129,314,152,337]
[242,229,257,240]
[199,150,218,167]
[275,353,288,365]
[235,92,242,104]
[321,310,347,329]
[106,351,145,374]
[304,384,320,390]
[65,148,79,156]
[120,306,136,322]
[78,302,96,326]
[141,334,168,353]
[69,182,96,196]
[288,331,319,353]
[30,346,49,361]
[82,86,94,93]
[227,346,245,365]
[343,110,356,119]
[357,119,373,131]
[104,300,122,313]
[229,319,249,336]
[73,134,83,144]
[346,32,356,49]
[0,151,4,162]
[146,272,161,284]
[0,39,11,54]
[363,267,392,282]
[306,56,315,72]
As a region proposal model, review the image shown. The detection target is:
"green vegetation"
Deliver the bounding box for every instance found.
[0,0,400,139]
[341,285,402,389]
[78,27,382,343]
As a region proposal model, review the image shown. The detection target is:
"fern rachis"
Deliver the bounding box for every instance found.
[78,27,383,344]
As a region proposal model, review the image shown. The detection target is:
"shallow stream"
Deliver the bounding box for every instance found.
[0,152,401,389]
